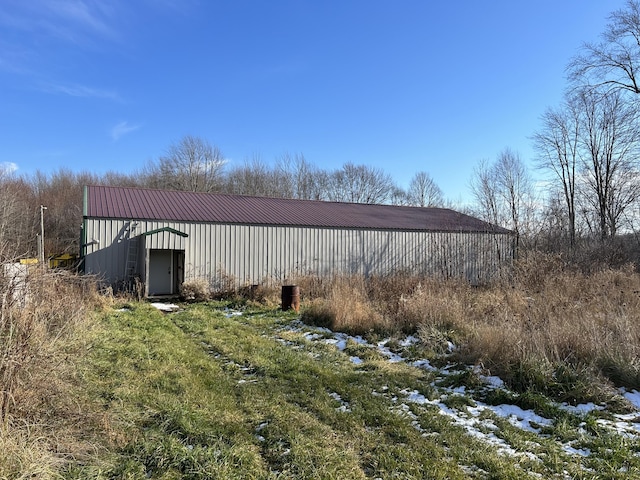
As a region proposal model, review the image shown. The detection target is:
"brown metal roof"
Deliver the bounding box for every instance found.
[84,185,512,234]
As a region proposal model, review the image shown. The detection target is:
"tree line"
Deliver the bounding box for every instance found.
[467,1,640,261]
[2,1,640,267]
[0,147,444,261]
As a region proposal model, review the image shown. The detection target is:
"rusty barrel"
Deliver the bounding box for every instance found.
[281,285,300,312]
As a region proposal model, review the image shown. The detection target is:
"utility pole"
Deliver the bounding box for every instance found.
[40,205,47,266]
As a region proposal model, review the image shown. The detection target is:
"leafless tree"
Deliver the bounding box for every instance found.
[223,156,286,198]
[470,159,501,227]
[496,150,535,239]
[390,187,410,206]
[470,150,537,244]
[275,153,329,200]
[327,163,397,204]
[576,89,640,238]
[406,171,444,207]
[533,101,581,247]
[142,135,226,192]
[30,169,102,255]
[0,169,33,260]
[569,1,640,95]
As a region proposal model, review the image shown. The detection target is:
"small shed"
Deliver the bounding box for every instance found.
[81,185,515,296]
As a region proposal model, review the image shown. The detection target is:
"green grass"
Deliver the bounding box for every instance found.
[60,301,640,479]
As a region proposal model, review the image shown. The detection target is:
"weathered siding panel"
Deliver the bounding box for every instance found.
[83,218,514,289]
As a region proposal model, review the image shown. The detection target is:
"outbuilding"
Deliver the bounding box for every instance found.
[81,185,515,296]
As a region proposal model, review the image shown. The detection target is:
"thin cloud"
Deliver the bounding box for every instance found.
[42,82,121,101]
[111,121,141,141]
[45,0,118,41]
[2,0,119,42]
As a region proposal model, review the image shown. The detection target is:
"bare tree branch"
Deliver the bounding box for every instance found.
[569,1,640,95]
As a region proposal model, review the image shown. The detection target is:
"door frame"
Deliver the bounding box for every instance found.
[146,248,185,296]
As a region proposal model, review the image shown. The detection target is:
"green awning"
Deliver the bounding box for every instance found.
[142,227,188,238]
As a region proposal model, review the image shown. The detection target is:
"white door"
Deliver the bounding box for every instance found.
[149,249,173,295]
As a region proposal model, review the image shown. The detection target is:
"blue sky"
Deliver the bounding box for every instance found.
[0,0,626,202]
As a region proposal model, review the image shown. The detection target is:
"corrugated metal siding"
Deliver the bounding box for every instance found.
[83,219,514,288]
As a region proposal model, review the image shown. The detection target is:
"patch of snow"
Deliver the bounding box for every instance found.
[564,445,591,457]
[238,379,258,384]
[597,416,640,436]
[400,335,419,347]
[561,402,603,415]
[402,389,428,404]
[376,340,403,362]
[399,388,551,452]
[256,422,268,431]
[412,359,436,371]
[623,389,640,410]
[150,302,179,312]
[488,404,552,432]
[288,319,640,468]
[329,391,351,412]
[481,375,505,389]
[303,332,323,341]
[324,337,347,351]
[396,403,424,432]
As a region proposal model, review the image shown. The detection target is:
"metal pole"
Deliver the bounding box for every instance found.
[40,205,47,265]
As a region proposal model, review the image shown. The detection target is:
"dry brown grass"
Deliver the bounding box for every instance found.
[299,253,640,402]
[179,277,211,302]
[467,254,640,398]
[301,276,390,335]
[0,267,108,478]
[241,283,282,307]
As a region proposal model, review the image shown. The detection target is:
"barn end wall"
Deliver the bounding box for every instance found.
[82,218,514,289]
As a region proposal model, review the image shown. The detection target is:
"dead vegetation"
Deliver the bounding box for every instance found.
[300,253,640,403]
[3,251,640,477]
[0,266,107,478]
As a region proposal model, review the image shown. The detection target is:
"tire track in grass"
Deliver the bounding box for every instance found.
[276,317,640,478]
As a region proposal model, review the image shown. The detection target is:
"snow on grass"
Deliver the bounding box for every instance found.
[624,389,640,410]
[489,404,552,432]
[597,416,640,436]
[280,318,640,467]
[329,391,351,412]
[561,402,603,415]
[376,340,404,362]
[563,445,591,457]
[399,387,550,455]
[150,302,179,312]
[317,331,368,352]
[477,372,505,389]
[412,359,437,371]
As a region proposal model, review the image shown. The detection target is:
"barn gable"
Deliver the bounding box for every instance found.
[81,185,515,295]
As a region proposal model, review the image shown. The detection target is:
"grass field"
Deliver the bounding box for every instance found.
[52,300,640,479]
[3,256,640,479]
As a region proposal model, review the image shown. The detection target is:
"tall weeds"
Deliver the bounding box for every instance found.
[0,264,106,477]
[301,276,389,334]
[300,253,640,402]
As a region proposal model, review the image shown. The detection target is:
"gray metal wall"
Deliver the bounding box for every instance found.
[82,218,514,288]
